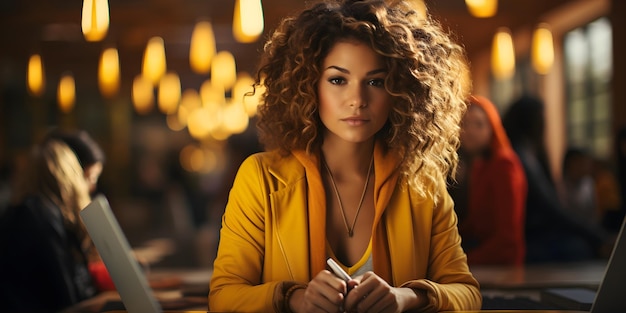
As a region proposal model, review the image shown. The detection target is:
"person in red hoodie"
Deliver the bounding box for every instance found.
[452,95,527,265]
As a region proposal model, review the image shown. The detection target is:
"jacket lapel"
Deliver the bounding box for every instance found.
[268,152,321,280]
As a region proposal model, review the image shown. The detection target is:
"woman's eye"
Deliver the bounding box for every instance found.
[368,79,385,88]
[329,77,345,85]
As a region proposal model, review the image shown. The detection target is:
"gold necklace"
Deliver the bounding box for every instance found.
[322,155,374,237]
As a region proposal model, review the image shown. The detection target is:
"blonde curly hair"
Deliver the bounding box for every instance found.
[255,0,470,196]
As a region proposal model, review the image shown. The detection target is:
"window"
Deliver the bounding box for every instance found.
[564,17,612,158]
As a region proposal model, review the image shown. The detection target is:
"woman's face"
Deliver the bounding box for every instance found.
[461,105,493,155]
[83,162,103,194]
[317,40,391,144]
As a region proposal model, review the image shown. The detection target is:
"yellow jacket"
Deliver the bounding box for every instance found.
[209,145,481,312]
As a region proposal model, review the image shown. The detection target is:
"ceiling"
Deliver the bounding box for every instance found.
[0,0,577,95]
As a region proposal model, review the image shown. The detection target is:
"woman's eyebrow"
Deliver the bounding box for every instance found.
[324,65,387,75]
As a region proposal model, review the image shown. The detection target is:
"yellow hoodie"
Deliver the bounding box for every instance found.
[209,143,481,312]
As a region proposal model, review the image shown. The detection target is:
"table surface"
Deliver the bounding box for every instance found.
[470,261,606,289]
[66,261,609,312]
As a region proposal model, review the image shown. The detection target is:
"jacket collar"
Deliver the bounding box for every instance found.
[288,142,402,277]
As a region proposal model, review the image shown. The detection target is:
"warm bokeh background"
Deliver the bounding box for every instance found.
[0,0,623,268]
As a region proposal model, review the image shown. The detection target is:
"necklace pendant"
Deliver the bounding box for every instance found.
[348,230,354,237]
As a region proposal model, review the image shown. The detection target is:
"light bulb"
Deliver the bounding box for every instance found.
[58,73,76,113]
[98,47,120,98]
[190,21,216,74]
[233,0,264,43]
[81,0,110,41]
[465,0,497,18]
[491,28,515,80]
[142,37,167,85]
[211,51,237,91]
[27,54,45,97]
[158,72,181,114]
[531,24,554,75]
[132,74,154,114]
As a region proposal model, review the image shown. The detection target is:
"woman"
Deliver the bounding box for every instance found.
[0,129,109,311]
[454,95,527,265]
[209,0,481,312]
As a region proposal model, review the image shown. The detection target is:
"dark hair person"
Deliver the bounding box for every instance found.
[0,129,110,311]
[503,95,608,262]
[209,0,481,312]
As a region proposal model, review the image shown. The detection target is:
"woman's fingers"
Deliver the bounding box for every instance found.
[304,270,349,312]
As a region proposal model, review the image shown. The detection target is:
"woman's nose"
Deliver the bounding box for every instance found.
[348,84,368,108]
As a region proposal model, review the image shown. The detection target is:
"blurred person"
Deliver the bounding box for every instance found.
[0,129,111,311]
[503,95,608,263]
[209,0,482,312]
[592,157,622,234]
[452,95,527,265]
[0,164,11,217]
[613,126,626,230]
[561,147,598,227]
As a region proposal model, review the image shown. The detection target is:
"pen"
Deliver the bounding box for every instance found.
[326,258,351,282]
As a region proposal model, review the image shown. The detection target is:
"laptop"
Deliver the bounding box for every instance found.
[536,217,626,312]
[81,195,162,313]
[482,216,626,311]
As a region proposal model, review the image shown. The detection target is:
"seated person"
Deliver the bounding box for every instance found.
[561,147,599,228]
[209,0,481,312]
[503,95,609,263]
[0,129,111,311]
[452,95,527,265]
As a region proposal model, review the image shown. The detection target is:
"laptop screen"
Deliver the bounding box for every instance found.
[80,195,162,313]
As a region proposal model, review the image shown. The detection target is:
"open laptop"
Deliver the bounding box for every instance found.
[538,217,626,312]
[81,195,162,313]
[479,216,626,311]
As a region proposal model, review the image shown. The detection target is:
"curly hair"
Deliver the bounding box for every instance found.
[255,0,470,196]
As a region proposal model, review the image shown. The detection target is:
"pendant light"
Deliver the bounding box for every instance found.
[98,47,120,98]
[491,28,515,80]
[531,24,555,75]
[465,0,497,18]
[27,54,45,97]
[142,37,167,85]
[132,74,154,114]
[233,0,264,43]
[211,51,237,91]
[158,72,181,114]
[58,72,76,113]
[190,20,216,74]
[81,0,110,41]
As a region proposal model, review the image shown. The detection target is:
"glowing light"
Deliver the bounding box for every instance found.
[233,72,261,117]
[190,20,216,74]
[27,54,45,97]
[188,107,220,139]
[166,113,185,131]
[57,73,76,113]
[200,80,225,110]
[222,101,249,134]
[531,24,555,75]
[491,28,515,80]
[233,0,264,43]
[158,72,181,114]
[465,0,497,18]
[179,89,201,127]
[81,0,110,41]
[142,37,167,85]
[132,74,154,114]
[211,51,237,91]
[98,47,120,98]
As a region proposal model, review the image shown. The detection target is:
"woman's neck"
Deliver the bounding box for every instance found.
[321,138,375,178]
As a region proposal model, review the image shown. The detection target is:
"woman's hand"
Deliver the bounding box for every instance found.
[289,270,350,313]
[344,272,422,313]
